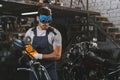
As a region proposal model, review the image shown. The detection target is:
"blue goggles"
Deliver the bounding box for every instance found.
[38,15,52,23]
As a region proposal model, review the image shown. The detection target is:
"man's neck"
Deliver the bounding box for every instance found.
[38,26,42,30]
[38,25,49,30]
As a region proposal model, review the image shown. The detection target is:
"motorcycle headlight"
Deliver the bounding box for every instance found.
[12,39,25,50]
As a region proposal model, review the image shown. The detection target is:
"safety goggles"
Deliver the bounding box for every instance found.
[38,15,52,23]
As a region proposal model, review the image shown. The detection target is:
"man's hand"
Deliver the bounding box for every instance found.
[25,44,43,59]
[25,45,38,55]
[25,44,38,59]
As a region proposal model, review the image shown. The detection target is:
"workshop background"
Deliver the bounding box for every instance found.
[1,0,120,80]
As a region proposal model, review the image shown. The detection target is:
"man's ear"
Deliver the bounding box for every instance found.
[36,16,39,21]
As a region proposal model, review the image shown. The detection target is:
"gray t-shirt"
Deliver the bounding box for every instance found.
[24,26,62,46]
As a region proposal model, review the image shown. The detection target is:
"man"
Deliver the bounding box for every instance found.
[24,6,62,80]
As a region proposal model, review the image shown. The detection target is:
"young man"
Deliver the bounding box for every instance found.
[24,6,62,80]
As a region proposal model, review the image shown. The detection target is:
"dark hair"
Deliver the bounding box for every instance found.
[38,6,52,16]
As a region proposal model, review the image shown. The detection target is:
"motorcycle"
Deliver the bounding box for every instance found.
[61,41,120,80]
[11,38,51,80]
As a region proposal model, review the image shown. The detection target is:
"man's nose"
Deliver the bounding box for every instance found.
[43,23,49,25]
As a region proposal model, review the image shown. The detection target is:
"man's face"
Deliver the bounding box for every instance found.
[39,22,49,30]
[37,15,52,30]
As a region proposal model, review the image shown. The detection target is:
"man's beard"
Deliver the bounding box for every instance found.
[41,25,49,30]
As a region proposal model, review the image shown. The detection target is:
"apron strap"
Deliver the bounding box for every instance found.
[32,27,37,36]
[46,27,57,36]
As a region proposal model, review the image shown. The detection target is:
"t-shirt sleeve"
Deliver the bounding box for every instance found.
[53,30,62,46]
